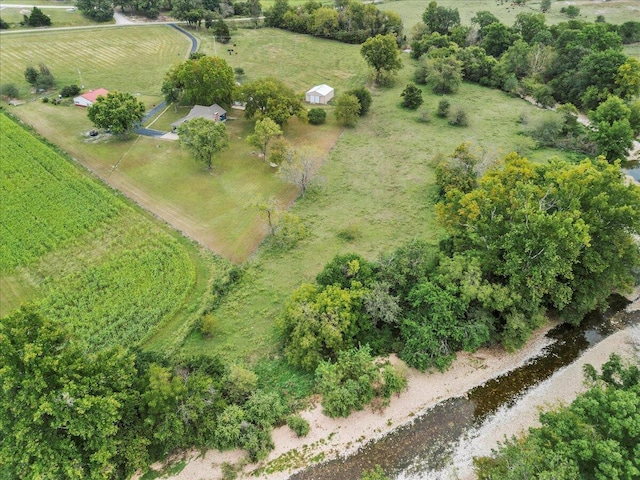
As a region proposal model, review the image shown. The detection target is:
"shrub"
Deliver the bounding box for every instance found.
[200,314,216,337]
[286,415,310,437]
[245,390,287,428]
[234,67,244,76]
[346,87,372,115]
[59,85,81,98]
[337,222,362,241]
[436,99,450,118]
[307,108,327,125]
[560,5,580,18]
[0,83,19,99]
[449,108,469,126]
[0,17,9,29]
[400,82,423,110]
[416,107,431,123]
[224,365,257,403]
[23,7,51,27]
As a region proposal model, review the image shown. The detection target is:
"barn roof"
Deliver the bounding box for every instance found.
[307,84,334,96]
[80,88,109,103]
[171,104,227,128]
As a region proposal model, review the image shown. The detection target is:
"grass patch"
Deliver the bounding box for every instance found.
[0,25,190,98]
[0,7,98,29]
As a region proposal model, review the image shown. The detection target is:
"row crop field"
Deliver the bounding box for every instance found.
[0,112,220,350]
[0,25,190,97]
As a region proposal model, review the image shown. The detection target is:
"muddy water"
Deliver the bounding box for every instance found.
[291,296,638,480]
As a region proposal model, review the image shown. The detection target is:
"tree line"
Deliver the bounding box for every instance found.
[279,147,640,373]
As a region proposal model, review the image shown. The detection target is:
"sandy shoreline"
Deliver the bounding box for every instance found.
[168,288,639,480]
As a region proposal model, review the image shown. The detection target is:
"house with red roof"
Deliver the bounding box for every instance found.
[73,88,109,107]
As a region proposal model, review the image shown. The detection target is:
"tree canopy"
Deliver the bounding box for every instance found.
[238,78,305,125]
[177,117,229,171]
[360,34,403,84]
[162,55,235,108]
[87,91,145,137]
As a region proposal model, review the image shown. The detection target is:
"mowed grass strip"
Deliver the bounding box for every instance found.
[0,113,215,350]
[0,7,98,29]
[0,25,190,96]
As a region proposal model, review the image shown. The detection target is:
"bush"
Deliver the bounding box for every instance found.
[23,7,51,27]
[401,82,423,110]
[416,107,431,123]
[60,85,81,98]
[224,365,258,403]
[245,390,287,428]
[449,108,469,126]
[307,107,327,125]
[346,87,372,115]
[286,415,310,437]
[234,67,244,76]
[0,17,9,29]
[436,99,450,118]
[0,83,19,99]
[560,5,580,17]
[200,314,216,337]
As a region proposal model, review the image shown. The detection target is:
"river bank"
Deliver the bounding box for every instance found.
[169,286,639,480]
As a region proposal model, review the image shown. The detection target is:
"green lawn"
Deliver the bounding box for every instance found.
[0,6,98,29]
[0,25,190,97]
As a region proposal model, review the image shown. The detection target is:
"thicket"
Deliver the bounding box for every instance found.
[475,354,640,479]
[22,6,51,27]
[0,307,292,479]
[264,0,403,45]
[279,148,640,373]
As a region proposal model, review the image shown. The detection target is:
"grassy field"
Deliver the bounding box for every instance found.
[194,27,371,94]
[379,0,640,40]
[0,112,222,350]
[0,6,98,29]
[0,25,189,97]
[178,57,565,361]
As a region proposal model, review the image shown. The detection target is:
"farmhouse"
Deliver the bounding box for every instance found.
[305,84,334,105]
[73,88,109,107]
[171,104,227,131]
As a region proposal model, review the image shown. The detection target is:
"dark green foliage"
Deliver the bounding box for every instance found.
[560,5,580,18]
[23,6,51,27]
[316,253,376,288]
[211,19,230,42]
[588,95,635,162]
[618,21,640,44]
[76,0,114,21]
[455,47,497,87]
[286,415,310,437]
[245,390,288,428]
[448,108,468,126]
[527,116,564,147]
[475,355,640,479]
[346,86,372,115]
[59,84,81,98]
[0,83,18,99]
[400,82,423,110]
[335,93,361,127]
[88,91,145,137]
[238,77,304,125]
[307,107,327,125]
[427,56,463,94]
[422,1,460,35]
[436,98,450,117]
[267,0,402,45]
[0,17,8,29]
[24,64,55,91]
[316,346,406,417]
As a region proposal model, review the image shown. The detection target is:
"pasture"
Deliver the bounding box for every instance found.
[0,112,221,350]
[0,25,190,97]
[0,6,98,29]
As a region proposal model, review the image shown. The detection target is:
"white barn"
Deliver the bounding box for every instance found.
[305,84,334,105]
[73,88,109,107]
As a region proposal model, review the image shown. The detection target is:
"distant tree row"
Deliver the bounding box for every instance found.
[264,0,403,45]
[279,148,640,372]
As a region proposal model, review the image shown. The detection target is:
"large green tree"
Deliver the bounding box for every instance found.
[177,117,229,171]
[238,78,304,125]
[162,55,235,108]
[437,154,640,347]
[422,1,460,35]
[247,117,282,162]
[0,307,138,479]
[87,91,145,138]
[360,34,402,84]
[76,0,114,21]
[588,95,635,162]
[334,93,361,127]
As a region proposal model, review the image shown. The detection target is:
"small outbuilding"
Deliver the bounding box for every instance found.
[305,84,334,105]
[73,88,109,107]
[171,104,227,131]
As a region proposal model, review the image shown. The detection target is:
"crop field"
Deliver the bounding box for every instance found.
[0,112,219,349]
[0,25,190,97]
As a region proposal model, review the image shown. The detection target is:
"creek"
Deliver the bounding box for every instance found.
[290,296,639,480]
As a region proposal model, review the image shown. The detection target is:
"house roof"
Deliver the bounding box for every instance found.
[306,84,334,96]
[80,88,109,103]
[171,104,227,127]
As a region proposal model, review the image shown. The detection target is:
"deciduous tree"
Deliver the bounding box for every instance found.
[87,91,145,138]
[588,95,634,162]
[238,78,304,125]
[178,117,229,171]
[360,34,402,84]
[334,93,361,127]
[247,117,282,162]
